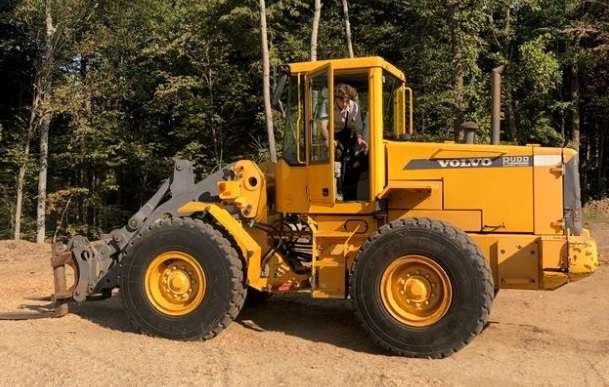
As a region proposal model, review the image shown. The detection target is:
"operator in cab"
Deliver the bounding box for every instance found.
[320,83,368,201]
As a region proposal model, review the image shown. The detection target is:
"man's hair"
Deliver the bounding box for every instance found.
[335,83,358,101]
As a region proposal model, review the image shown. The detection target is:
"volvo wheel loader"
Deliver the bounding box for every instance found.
[2,57,599,358]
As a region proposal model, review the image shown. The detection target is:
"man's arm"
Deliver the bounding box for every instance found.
[353,106,364,136]
[318,98,329,140]
[353,104,368,153]
[320,118,329,141]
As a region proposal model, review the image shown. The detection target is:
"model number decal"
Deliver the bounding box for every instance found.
[501,156,531,167]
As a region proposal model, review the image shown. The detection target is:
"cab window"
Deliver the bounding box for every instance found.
[309,69,331,163]
[280,75,305,165]
[382,72,405,140]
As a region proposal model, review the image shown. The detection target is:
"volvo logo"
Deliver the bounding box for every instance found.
[437,158,493,168]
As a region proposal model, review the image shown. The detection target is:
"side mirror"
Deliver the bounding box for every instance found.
[271,65,290,111]
[271,74,287,109]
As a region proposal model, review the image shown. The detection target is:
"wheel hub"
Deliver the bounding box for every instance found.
[161,265,196,301]
[168,271,189,293]
[145,251,206,316]
[403,276,430,303]
[380,255,452,327]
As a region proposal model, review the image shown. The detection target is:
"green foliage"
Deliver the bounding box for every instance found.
[0,0,608,239]
[518,36,561,93]
[530,116,564,145]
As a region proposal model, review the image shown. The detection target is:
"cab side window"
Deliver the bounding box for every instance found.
[309,69,331,163]
[281,75,305,165]
[382,72,404,140]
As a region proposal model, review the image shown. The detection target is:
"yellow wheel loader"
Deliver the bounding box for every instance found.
[1,57,599,358]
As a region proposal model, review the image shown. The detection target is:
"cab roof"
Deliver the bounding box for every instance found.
[288,56,406,82]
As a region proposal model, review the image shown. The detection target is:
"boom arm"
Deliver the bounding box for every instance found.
[53,160,233,304]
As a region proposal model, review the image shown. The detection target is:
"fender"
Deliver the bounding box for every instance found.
[178,201,265,290]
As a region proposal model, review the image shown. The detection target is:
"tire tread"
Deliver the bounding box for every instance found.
[121,216,246,340]
[349,217,493,358]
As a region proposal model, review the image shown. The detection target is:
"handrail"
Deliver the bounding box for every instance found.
[405,86,413,135]
[296,74,304,164]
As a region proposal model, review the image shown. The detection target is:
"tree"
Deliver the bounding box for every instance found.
[259,0,277,162]
[341,0,354,57]
[14,110,33,240]
[447,1,465,141]
[2,0,609,240]
[441,0,488,142]
[12,0,57,242]
[310,0,322,60]
[35,0,55,243]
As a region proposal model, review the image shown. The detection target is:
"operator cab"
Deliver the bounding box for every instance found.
[274,56,413,214]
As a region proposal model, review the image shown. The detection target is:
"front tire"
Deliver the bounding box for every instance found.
[350,217,493,358]
[120,217,246,340]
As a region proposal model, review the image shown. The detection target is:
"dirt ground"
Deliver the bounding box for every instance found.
[0,223,608,386]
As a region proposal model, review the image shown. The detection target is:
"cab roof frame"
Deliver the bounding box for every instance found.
[288,56,406,82]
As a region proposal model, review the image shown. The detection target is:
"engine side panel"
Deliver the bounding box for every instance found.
[386,141,535,233]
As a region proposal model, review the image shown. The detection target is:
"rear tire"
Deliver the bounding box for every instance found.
[350,217,493,358]
[120,217,246,340]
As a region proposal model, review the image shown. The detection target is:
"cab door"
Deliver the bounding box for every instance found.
[305,63,335,204]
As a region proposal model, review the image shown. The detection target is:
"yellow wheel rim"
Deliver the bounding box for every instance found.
[144,251,206,316]
[380,255,452,327]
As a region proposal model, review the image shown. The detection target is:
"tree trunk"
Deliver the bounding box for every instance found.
[341,0,354,58]
[14,91,41,240]
[259,0,277,162]
[504,79,518,142]
[36,114,50,243]
[501,7,518,143]
[597,122,604,194]
[36,0,55,243]
[14,131,32,240]
[569,64,580,152]
[310,0,322,61]
[448,5,464,142]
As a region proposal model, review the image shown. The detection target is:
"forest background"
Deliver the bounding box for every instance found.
[0,0,608,241]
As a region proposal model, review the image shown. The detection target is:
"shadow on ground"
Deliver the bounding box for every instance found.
[69,295,137,333]
[237,293,379,354]
[66,292,380,354]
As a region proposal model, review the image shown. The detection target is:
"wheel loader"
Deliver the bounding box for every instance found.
[2,57,599,358]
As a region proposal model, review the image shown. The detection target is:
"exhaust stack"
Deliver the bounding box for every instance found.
[491,65,505,145]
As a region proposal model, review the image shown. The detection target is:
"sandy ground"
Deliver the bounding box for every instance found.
[0,224,608,387]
